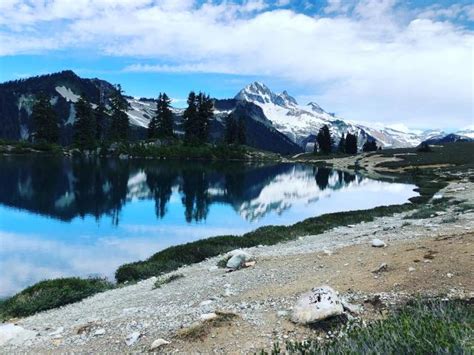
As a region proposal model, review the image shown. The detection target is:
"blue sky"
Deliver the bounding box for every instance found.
[0,0,472,130]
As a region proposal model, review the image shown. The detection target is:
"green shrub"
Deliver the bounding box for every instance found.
[153,273,184,289]
[115,203,415,283]
[267,299,473,354]
[0,277,113,319]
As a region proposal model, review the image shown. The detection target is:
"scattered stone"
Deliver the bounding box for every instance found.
[323,249,333,256]
[447,273,454,278]
[372,262,388,273]
[93,328,106,336]
[150,338,170,351]
[433,194,443,200]
[48,327,64,337]
[291,286,343,324]
[125,331,141,346]
[371,239,386,248]
[0,324,37,346]
[244,261,256,268]
[200,300,213,307]
[200,313,218,321]
[341,300,362,315]
[277,310,288,317]
[408,267,416,272]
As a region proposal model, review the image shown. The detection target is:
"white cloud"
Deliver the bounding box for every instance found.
[0,0,473,129]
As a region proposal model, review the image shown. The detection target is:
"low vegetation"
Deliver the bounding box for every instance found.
[0,277,113,320]
[116,203,415,283]
[153,273,184,289]
[267,299,473,354]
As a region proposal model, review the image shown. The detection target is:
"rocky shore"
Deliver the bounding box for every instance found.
[1,177,473,353]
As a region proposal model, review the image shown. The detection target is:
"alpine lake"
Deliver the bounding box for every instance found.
[0,155,418,297]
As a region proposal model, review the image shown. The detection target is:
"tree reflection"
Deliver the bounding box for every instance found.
[145,167,177,219]
[180,169,209,223]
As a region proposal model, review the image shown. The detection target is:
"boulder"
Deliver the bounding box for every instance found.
[371,239,386,247]
[291,286,344,324]
[200,313,218,321]
[0,324,37,346]
[226,250,254,270]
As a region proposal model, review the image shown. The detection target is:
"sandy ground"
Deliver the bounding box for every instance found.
[1,170,473,353]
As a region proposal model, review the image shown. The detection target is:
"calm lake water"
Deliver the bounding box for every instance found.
[0,156,418,297]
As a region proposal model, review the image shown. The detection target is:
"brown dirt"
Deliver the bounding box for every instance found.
[172,232,474,353]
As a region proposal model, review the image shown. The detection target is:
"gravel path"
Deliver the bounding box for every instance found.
[1,179,473,353]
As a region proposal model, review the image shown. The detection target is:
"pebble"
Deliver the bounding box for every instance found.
[371,239,386,248]
[125,332,140,346]
[150,338,170,350]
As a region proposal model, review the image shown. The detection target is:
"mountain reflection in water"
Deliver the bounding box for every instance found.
[0,156,417,296]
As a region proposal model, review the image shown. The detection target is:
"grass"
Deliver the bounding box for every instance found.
[115,203,416,283]
[176,311,238,341]
[0,277,113,320]
[153,273,184,289]
[0,140,62,154]
[403,198,451,219]
[266,299,473,354]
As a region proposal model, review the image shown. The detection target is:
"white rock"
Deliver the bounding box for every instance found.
[291,286,344,324]
[94,328,106,336]
[48,327,64,336]
[125,331,141,346]
[200,313,218,321]
[408,267,416,272]
[0,324,37,346]
[226,250,253,269]
[150,338,170,350]
[433,194,443,200]
[323,249,333,256]
[371,239,386,248]
[200,300,213,307]
[447,273,453,278]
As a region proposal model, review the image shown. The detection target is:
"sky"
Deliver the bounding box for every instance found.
[0,0,473,131]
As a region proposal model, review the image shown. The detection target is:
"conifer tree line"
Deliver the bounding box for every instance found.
[313,125,364,155]
[148,92,174,139]
[182,91,214,144]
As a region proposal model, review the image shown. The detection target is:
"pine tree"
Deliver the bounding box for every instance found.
[31,93,59,143]
[148,93,161,139]
[73,94,96,149]
[316,125,333,154]
[196,92,213,143]
[224,114,238,144]
[109,84,129,142]
[345,133,358,154]
[94,102,107,142]
[338,135,346,153]
[157,92,174,138]
[362,140,378,152]
[183,91,198,143]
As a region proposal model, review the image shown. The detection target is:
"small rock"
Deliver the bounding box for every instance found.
[200,300,213,307]
[408,267,416,272]
[277,310,288,317]
[433,194,443,200]
[93,328,106,336]
[244,260,256,268]
[372,263,388,273]
[291,286,343,324]
[48,327,64,336]
[200,313,218,321]
[371,239,386,248]
[323,249,333,256]
[125,331,141,346]
[150,338,170,351]
[447,273,453,278]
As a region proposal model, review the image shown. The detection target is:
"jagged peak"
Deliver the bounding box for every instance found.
[235,82,299,108]
[307,102,325,114]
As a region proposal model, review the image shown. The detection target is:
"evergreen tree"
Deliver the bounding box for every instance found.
[157,92,174,138]
[345,133,358,154]
[362,140,378,152]
[73,94,96,149]
[316,125,333,154]
[31,93,59,143]
[338,135,346,153]
[109,84,129,142]
[196,92,213,143]
[148,93,160,139]
[183,91,198,143]
[224,114,238,144]
[94,103,107,142]
[237,118,246,145]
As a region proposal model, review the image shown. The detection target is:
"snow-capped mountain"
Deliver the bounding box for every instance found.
[234,82,443,149]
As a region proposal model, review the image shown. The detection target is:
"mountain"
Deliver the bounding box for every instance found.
[0,71,459,153]
[0,70,119,144]
[233,82,444,150]
[422,133,474,145]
